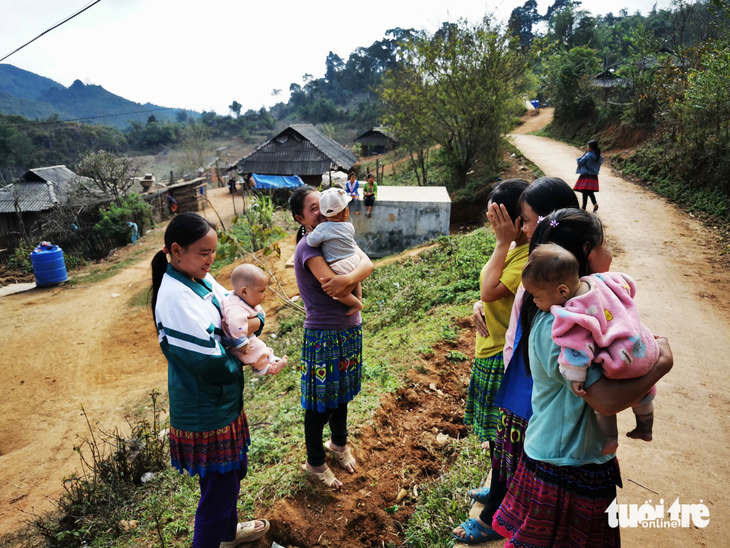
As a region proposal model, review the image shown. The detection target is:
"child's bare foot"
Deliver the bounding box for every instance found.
[345,300,363,316]
[602,437,619,456]
[267,355,288,375]
[626,412,653,441]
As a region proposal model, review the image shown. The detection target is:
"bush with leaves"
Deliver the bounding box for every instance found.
[93,193,153,247]
[542,44,601,121]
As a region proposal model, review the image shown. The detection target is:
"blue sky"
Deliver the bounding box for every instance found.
[0,0,669,116]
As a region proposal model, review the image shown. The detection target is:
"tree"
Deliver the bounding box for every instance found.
[179,124,213,175]
[75,150,142,205]
[229,101,242,117]
[508,0,541,48]
[379,18,531,186]
[542,45,601,120]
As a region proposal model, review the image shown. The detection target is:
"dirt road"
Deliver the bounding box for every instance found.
[509,115,730,546]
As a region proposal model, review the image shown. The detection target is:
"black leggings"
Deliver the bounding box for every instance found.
[479,441,509,526]
[304,403,349,466]
[580,191,597,209]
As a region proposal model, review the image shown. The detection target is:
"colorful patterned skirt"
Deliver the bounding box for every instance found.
[492,408,529,488]
[169,410,250,478]
[464,353,505,442]
[493,454,622,548]
[574,174,599,192]
[301,325,362,413]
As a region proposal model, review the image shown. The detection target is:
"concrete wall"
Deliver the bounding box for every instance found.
[350,186,451,258]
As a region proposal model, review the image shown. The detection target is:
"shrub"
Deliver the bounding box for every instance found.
[93,193,153,247]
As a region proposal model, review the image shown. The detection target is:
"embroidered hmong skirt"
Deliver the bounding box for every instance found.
[574,174,599,192]
[464,353,505,441]
[492,408,529,488]
[301,325,362,413]
[169,410,250,478]
[493,454,622,548]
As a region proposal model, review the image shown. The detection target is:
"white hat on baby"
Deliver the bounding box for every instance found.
[320,187,352,217]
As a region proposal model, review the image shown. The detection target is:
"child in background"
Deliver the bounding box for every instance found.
[521,242,659,456]
[221,264,287,375]
[345,173,360,215]
[306,188,364,316]
[362,173,377,217]
[574,140,602,212]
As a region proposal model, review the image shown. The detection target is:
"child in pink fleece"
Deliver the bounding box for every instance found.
[221,264,287,376]
[521,243,658,456]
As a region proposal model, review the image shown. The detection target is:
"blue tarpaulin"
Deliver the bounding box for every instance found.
[251,174,305,190]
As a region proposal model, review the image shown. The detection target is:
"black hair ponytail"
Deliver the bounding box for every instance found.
[150,212,216,323]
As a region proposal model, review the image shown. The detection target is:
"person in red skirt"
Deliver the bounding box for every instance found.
[574,140,602,212]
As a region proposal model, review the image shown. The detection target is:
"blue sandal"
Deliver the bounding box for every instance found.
[468,487,490,504]
[452,518,503,544]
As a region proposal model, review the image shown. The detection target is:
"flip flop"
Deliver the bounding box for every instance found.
[324,440,356,473]
[452,518,503,544]
[219,519,270,547]
[301,463,340,489]
[468,486,490,505]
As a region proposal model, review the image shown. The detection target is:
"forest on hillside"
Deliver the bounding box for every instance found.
[1,0,729,215]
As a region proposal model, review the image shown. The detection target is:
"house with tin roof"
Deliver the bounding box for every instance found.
[0,165,84,250]
[232,124,359,187]
[354,127,398,156]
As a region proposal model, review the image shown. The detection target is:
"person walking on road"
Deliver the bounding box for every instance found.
[574,140,602,212]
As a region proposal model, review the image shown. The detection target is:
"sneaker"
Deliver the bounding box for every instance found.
[219,520,270,547]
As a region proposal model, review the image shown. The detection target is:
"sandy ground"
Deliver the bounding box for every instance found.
[505,110,730,546]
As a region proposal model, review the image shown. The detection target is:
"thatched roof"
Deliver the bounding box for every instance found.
[234,125,359,176]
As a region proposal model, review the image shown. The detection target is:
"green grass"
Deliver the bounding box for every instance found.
[11,228,497,548]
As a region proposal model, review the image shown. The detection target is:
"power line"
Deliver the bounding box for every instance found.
[0,0,103,64]
[3,106,180,128]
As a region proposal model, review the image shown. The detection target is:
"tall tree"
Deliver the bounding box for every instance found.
[379,19,531,186]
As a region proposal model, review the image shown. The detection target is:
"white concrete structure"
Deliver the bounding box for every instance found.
[351,186,451,258]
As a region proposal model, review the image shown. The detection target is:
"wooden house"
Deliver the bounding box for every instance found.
[354,127,398,156]
[232,124,359,187]
[0,165,83,250]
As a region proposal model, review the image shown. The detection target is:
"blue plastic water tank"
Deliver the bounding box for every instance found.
[31,244,69,286]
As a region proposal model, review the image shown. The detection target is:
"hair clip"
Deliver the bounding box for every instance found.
[537,216,544,223]
[550,220,559,228]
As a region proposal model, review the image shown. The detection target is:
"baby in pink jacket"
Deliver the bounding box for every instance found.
[221,264,287,376]
[522,243,658,456]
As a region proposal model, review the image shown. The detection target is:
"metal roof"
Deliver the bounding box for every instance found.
[235,125,359,176]
[354,127,397,143]
[22,165,79,185]
[0,181,59,213]
[0,165,85,214]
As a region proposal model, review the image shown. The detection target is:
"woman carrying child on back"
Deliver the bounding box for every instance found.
[574,139,602,212]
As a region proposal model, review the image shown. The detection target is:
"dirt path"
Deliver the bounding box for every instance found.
[509,129,730,546]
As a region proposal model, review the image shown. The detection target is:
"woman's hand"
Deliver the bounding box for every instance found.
[487,202,521,245]
[473,301,489,338]
[320,274,353,299]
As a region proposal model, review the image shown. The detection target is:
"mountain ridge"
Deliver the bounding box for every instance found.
[0,64,199,129]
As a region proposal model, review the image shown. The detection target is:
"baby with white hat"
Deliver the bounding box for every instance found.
[306,187,364,315]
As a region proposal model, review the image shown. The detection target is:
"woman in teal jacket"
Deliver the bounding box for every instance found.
[151,212,269,548]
